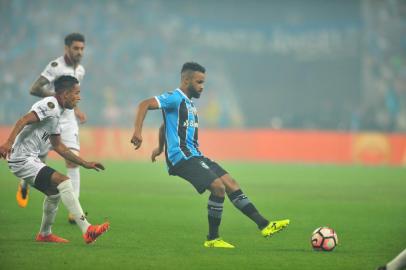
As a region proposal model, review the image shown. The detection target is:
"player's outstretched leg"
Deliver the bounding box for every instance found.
[36,194,69,243]
[56,178,109,244]
[203,193,235,248]
[16,179,29,208]
[66,154,81,224]
[227,189,290,237]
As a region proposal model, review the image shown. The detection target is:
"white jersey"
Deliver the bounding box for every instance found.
[41,56,85,127]
[9,97,63,160]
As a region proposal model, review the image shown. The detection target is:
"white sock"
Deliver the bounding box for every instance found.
[57,179,90,234]
[67,167,80,199]
[39,194,60,236]
[387,249,406,270]
[20,179,28,189]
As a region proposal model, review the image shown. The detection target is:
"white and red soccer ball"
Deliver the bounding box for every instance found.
[311,227,338,251]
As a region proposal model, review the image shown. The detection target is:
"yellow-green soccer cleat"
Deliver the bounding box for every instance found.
[261,219,290,237]
[204,238,235,248]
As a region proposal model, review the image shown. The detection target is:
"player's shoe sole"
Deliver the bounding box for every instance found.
[16,183,29,208]
[83,222,110,244]
[204,238,235,248]
[261,219,290,237]
[36,233,69,243]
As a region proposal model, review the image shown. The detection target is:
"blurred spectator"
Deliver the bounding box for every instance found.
[0,0,404,132]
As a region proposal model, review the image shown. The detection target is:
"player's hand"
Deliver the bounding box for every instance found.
[131,132,143,150]
[0,141,12,159]
[75,110,87,124]
[83,161,105,171]
[151,147,163,162]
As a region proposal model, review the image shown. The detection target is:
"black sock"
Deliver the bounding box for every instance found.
[228,189,269,229]
[207,194,224,240]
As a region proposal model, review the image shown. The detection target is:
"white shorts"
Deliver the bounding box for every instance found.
[8,157,46,186]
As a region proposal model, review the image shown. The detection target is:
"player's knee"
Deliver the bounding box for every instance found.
[222,175,240,192]
[209,179,225,197]
[45,186,60,196]
[50,172,69,185]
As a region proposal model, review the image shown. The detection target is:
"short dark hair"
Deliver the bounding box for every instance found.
[181,62,205,74]
[64,33,85,46]
[54,75,79,93]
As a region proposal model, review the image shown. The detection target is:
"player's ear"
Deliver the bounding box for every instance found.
[61,89,69,100]
[182,75,191,86]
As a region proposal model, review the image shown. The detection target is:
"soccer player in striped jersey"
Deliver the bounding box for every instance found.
[131,62,290,248]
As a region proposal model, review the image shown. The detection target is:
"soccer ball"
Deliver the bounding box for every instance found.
[311,227,338,251]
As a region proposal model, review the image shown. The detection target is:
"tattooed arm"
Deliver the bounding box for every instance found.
[30,76,53,97]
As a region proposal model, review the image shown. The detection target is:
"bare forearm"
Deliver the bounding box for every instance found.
[54,144,86,167]
[131,98,159,149]
[134,101,151,131]
[30,87,53,97]
[6,118,28,145]
[158,124,165,151]
[30,83,53,97]
[30,77,53,97]
[1,113,38,157]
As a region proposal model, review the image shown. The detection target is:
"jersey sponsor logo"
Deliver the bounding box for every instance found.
[47,102,55,109]
[51,61,58,67]
[183,119,198,128]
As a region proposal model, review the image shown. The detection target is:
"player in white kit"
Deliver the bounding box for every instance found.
[17,33,87,224]
[0,75,109,244]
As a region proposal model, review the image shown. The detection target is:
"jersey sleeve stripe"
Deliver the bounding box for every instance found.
[154,96,161,108]
[31,111,40,122]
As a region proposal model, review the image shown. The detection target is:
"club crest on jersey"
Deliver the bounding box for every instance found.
[47,102,55,109]
[51,61,58,67]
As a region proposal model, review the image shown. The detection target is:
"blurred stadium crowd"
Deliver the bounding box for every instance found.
[0,0,405,131]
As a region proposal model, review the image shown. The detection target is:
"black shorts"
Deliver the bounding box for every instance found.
[34,166,56,193]
[169,156,228,194]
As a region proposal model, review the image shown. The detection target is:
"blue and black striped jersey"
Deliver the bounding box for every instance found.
[155,88,202,169]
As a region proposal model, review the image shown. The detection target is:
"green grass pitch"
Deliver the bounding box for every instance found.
[0,160,405,270]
